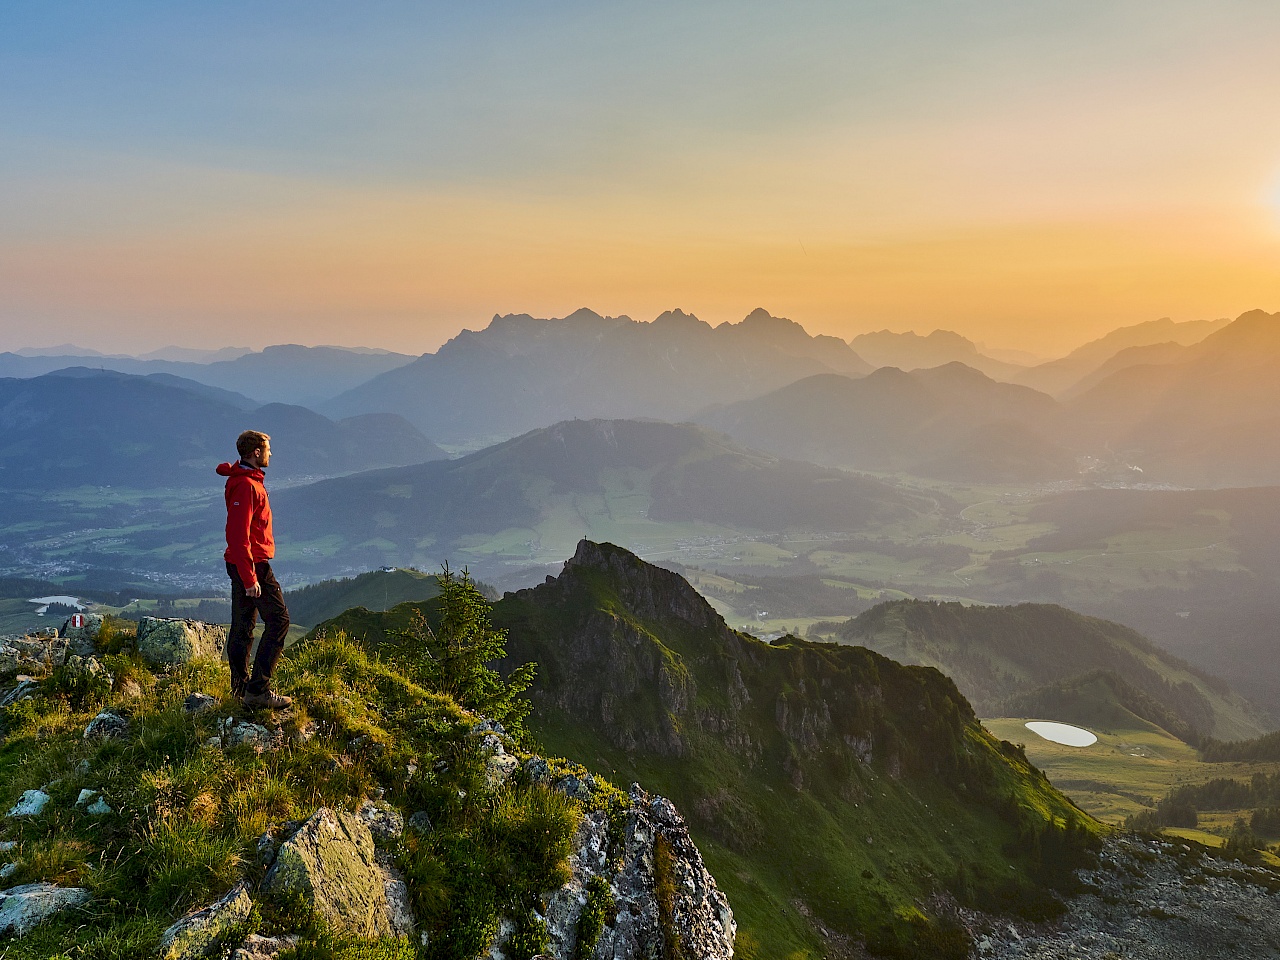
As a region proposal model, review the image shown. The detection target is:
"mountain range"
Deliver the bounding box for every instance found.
[323,307,874,442]
[0,368,445,488]
[277,418,931,570]
[849,328,1028,382]
[698,364,1074,482]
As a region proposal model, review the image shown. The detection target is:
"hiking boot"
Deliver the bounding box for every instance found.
[242,689,292,710]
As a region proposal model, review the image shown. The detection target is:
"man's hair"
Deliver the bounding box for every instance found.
[236,430,271,459]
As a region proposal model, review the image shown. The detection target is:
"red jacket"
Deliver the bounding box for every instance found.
[217,461,275,589]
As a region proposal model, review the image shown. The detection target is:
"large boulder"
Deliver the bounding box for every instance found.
[0,634,69,676]
[137,618,227,666]
[158,883,253,960]
[0,882,90,937]
[61,613,104,655]
[263,807,413,939]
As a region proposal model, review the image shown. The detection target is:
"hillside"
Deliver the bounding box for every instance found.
[849,329,1028,381]
[277,419,930,575]
[999,670,1198,744]
[1058,309,1280,485]
[0,344,415,408]
[322,308,873,443]
[0,368,446,488]
[834,600,1266,741]
[285,567,443,628]
[324,540,1101,959]
[1016,315,1231,396]
[0,578,734,959]
[698,365,1074,481]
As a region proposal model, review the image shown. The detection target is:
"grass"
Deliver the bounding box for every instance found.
[0,614,606,960]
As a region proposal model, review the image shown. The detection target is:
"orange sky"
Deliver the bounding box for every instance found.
[2,3,1278,358]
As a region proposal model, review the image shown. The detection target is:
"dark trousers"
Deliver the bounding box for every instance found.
[226,560,290,696]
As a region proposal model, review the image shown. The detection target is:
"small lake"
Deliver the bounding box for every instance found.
[1025,720,1098,747]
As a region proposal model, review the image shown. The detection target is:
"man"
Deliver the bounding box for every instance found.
[217,430,292,709]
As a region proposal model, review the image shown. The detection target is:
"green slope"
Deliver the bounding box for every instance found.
[321,540,1101,959]
[834,600,1266,741]
[285,567,443,628]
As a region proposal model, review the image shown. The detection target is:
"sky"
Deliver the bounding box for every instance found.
[2,1,1279,358]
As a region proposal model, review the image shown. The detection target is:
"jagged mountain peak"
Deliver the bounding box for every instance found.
[557,539,730,635]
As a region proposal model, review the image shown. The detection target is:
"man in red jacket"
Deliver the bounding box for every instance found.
[217,430,292,709]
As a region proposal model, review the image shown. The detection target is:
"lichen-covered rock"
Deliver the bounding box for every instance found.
[75,788,112,815]
[60,613,104,655]
[217,717,283,752]
[357,799,405,844]
[263,807,413,939]
[137,617,227,666]
[231,933,299,960]
[485,753,520,789]
[83,710,129,740]
[541,783,734,960]
[0,634,69,676]
[6,789,50,818]
[158,883,252,960]
[0,882,90,937]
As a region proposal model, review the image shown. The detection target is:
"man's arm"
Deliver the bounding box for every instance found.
[226,479,260,593]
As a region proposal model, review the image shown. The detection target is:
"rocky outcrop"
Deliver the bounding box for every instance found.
[0,634,69,676]
[137,617,227,666]
[538,783,735,960]
[61,613,104,655]
[971,836,1280,960]
[262,807,413,939]
[0,882,90,937]
[158,883,253,960]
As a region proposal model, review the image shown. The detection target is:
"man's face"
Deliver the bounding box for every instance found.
[255,439,272,468]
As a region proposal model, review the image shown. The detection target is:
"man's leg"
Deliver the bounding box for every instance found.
[245,561,290,696]
[225,561,257,698]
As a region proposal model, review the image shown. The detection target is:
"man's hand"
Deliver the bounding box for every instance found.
[246,583,262,598]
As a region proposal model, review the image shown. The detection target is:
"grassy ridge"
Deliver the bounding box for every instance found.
[323,541,1102,959]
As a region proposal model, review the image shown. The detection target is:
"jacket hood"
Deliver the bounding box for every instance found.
[216,461,264,480]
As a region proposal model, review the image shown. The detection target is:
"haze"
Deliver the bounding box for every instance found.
[2,1,1279,356]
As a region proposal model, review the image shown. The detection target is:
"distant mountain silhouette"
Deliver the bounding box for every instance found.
[1016,315,1231,395]
[322,307,873,442]
[0,368,445,488]
[278,418,928,560]
[698,363,1074,481]
[1060,309,1280,485]
[0,344,415,407]
[849,328,1028,381]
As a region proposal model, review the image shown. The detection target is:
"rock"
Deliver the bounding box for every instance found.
[116,677,143,699]
[0,634,69,676]
[230,933,299,960]
[357,800,405,844]
[83,710,129,740]
[256,833,277,868]
[484,753,519,789]
[60,613,104,654]
[0,863,15,880]
[0,882,90,937]
[217,717,282,752]
[63,654,113,688]
[553,774,591,801]
[0,677,38,709]
[75,788,98,806]
[406,811,433,836]
[0,841,16,853]
[523,756,551,784]
[6,789,50,818]
[543,784,734,960]
[183,693,218,714]
[263,807,413,939]
[136,617,227,667]
[87,796,112,816]
[380,856,415,937]
[158,883,252,960]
